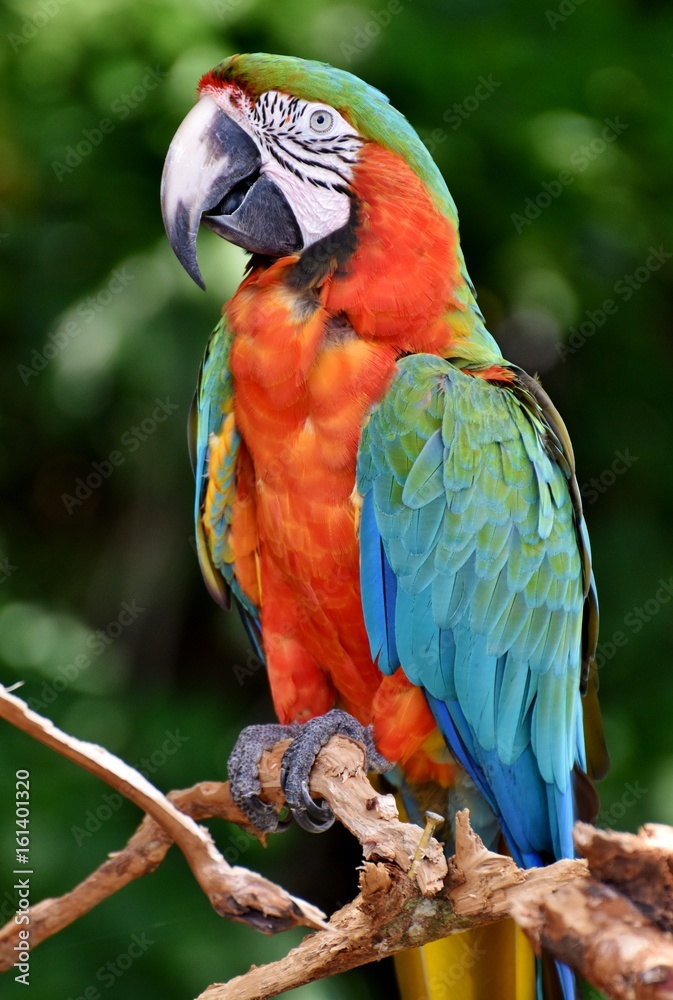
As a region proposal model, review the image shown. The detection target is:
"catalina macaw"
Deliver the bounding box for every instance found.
[161,53,608,1000]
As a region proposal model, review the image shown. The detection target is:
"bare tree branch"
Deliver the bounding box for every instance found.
[196,815,673,1000]
[255,734,447,894]
[0,684,327,959]
[0,688,444,967]
[575,821,673,933]
[194,813,589,1000]
[3,685,673,1000]
[512,874,673,1000]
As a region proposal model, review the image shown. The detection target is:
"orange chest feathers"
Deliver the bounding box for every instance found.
[214,145,463,781]
[227,141,463,581]
[228,272,398,575]
[225,270,454,782]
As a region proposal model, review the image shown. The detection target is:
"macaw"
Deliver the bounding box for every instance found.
[161,53,608,1000]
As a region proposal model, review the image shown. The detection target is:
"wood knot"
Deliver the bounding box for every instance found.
[640,966,673,987]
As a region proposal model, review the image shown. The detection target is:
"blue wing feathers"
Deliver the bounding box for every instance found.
[360,491,399,674]
[497,656,535,763]
[357,353,589,893]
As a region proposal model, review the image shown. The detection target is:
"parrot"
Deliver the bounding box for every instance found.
[161,53,609,1000]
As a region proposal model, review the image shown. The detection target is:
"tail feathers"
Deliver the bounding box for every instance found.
[540,953,579,1000]
[392,775,578,999]
[395,922,536,1000]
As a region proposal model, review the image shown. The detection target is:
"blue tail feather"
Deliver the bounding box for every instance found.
[425,692,577,999]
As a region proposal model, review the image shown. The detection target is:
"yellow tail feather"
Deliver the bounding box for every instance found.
[394,921,536,1000]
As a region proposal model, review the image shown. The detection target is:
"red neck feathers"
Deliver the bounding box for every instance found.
[325,143,463,354]
[225,141,467,764]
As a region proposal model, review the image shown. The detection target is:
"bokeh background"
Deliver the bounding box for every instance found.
[1,0,672,997]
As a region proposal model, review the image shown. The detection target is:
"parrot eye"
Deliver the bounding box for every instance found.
[309,109,334,133]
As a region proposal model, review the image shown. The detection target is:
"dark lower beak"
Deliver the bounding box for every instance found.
[161,96,303,288]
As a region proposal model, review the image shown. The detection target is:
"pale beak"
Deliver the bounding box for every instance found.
[161,95,302,288]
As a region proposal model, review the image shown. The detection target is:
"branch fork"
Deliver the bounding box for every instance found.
[2,685,673,1000]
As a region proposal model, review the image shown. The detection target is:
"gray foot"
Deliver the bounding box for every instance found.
[280,709,392,833]
[227,722,301,833]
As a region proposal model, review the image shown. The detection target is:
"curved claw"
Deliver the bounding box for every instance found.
[292,783,335,833]
[235,791,293,834]
[280,765,335,833]
[227,722,300,834]
[280,708,393,834]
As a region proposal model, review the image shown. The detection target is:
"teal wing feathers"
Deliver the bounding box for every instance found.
[190,314,261,631]
[357,353,607,865]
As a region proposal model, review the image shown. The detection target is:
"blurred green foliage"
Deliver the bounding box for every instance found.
[1,0,672,997]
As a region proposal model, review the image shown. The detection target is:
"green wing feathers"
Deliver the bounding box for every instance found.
[190,315,260,623]
[358,354,608,800]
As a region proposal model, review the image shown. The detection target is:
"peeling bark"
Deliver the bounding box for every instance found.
[2,686,673,1000]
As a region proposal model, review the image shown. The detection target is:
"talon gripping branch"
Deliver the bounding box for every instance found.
[161,53,609,1000]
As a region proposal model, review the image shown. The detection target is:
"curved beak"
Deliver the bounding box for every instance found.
[161,95,303,288]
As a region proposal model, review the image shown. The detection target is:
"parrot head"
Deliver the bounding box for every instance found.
[161,53,455,289]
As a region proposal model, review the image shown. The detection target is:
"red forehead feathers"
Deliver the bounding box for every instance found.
[197,72,247,103]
